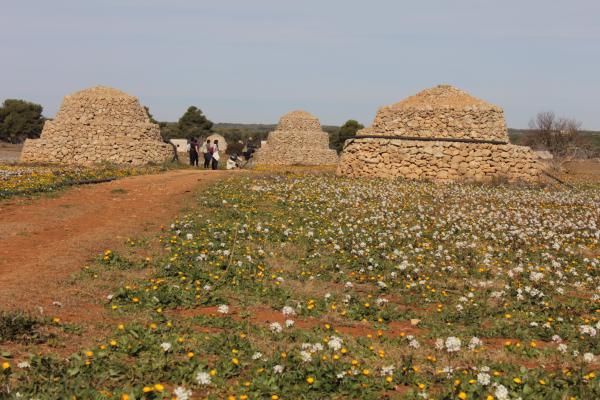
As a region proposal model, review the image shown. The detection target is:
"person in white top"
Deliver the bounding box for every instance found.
[211,140,220,170]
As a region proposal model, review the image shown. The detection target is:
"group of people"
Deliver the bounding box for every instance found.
[187,138,220,170]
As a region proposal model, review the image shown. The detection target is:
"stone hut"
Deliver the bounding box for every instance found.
[253,110,338,165]
[337,85,541,182]
[203,133,228,153]
[21,86,172,165]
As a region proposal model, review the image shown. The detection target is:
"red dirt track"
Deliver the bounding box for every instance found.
[0,169,229,322]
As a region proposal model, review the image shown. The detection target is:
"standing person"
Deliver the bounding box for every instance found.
[201,139,212,169]
[211,139,220,170]
[188,138,199,167]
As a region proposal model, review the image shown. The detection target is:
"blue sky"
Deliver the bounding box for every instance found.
[1,0,599,128]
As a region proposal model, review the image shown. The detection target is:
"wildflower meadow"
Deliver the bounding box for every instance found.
[0,163,174,199]
[2,173,600,399]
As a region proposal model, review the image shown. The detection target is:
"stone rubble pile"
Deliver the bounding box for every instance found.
[253,110,338,166]
[21,86,172,165]
[338,85,541,183]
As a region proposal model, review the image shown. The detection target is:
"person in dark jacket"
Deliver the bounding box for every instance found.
[201,139,212,169]
[188,138,199,166]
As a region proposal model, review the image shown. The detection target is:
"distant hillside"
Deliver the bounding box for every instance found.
[213,122,341,133]
[509,128,600,149]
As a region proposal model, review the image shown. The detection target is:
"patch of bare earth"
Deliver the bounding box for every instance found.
[0,169,232,351]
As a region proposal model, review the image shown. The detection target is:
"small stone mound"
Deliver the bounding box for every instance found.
[390,84,497,110]
[21,86,172,165]
[253,110,338,166]
[276,110,322,132]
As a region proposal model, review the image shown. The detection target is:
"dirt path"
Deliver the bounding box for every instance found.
[0,169,231,323]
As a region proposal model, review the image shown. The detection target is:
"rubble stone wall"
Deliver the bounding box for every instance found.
[365,106,508,142]
[21,86,172,165]
[337,138,541,183]
[361,85,509,142]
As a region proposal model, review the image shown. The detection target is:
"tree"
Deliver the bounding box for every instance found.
[159,122,181,141]
[0,99,45,143]
[524,111,591,157]
[330,119,364,153]
[143,106,159,125]
[176,106,213,140]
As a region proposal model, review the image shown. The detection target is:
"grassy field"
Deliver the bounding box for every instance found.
[2,173,599,399]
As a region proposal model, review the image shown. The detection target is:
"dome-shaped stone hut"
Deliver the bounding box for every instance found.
[338,85,540,182]
[253,110,338,165]
[202,133,228,153]
[21,86,172,165]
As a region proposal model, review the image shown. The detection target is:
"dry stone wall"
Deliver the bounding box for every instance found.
[253,110,338,166]
[366,85,508,142]
[21,86,172,165]
[338,85,542,183]
[338,138,540,183]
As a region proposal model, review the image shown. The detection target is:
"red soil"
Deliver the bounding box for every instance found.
[0,169,230,325]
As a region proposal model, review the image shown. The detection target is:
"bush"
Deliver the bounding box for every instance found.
[0,99,45,143]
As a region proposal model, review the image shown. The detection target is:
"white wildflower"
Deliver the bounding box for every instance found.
[468,337,482,350]
[273,364,284,374]
[494,384,509,400]
[173,386,192,400]
[584,353,596,363]
[381,365,395,376]
[435,338,444,350]
[551,335,562,343]
[477,372,490,386]
[217,304,229,314]
[558,343,568,353]
[282,306,296,316]
[300,350,312,362]
[579,325,597,337]
[195,371,211,385]
[160,342,172,352]
[445,337,461,353]
[327,336,343,351]
[269,322,283,333]
[375,297,389,306]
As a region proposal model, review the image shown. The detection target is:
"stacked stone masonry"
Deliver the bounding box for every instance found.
[338,85,541,183]
[253,110,339,166]
[21,86,172,165]
[338,139,540,183]
[367,85,508,141]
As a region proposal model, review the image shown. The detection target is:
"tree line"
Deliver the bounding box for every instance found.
[0,99,365,154]
[1,97,595,157]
